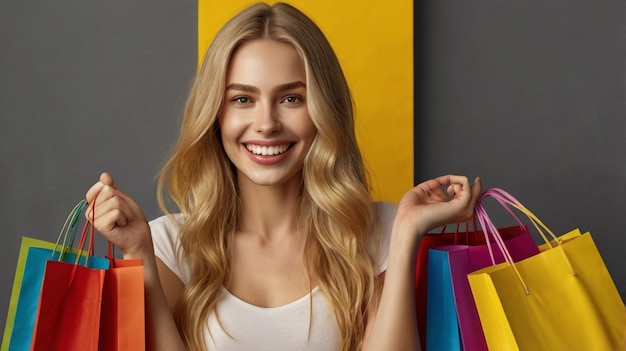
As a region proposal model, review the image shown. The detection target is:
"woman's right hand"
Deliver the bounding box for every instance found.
[85,172,152,259]
[88,173,187,351]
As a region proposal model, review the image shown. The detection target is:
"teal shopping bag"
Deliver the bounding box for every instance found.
[425,231,538,351]
[426,248,461,350]
[2,201,110,351]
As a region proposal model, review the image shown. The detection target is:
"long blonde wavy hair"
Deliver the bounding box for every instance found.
[157,3,380,350]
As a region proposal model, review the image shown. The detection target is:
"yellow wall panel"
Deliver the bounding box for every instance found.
[198,1,413,202]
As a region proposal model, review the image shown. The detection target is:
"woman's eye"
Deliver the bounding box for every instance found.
[282,95,302,104]
[232,96,251,104]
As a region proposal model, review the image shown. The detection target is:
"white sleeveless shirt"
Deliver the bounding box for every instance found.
[150,201,397,350]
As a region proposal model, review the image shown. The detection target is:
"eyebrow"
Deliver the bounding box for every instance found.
[225,81,306,94]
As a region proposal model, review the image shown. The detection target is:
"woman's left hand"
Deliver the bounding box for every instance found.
[393,175,482,243]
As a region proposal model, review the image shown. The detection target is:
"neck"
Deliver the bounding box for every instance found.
[236,173,303,241]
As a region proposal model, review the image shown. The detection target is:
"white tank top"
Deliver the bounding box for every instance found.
[151,202,396,350]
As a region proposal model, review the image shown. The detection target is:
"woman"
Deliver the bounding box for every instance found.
[86,3,481,350]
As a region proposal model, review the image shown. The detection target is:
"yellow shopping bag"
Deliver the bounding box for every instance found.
[468,189,625,351]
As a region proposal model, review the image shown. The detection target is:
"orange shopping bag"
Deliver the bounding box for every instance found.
[98,245,145,351]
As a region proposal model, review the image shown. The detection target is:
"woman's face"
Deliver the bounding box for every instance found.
[219,39,316,187]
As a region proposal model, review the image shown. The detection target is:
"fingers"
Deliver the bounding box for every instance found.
[436,174,470,188]
[85,173,143,234]
[90,184,134,223]
[411,175,472,202]
[437,174,482,219]
[447,183,463,198]
[99,172,114,187]
[86,181,104,205]
[431,175,468,200]
[90,185,130,216]
[86,172,115,204]
[414,180,448,201]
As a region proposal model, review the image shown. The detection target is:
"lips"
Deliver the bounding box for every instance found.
[244,143,291,156]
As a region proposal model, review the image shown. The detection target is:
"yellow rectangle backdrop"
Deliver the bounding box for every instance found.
[198,0,413,202]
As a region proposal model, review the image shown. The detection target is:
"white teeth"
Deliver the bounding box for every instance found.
[246,143,290,156]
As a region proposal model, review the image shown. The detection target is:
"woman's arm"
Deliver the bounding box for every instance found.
[362,175,481,351]
[86,173,186,351]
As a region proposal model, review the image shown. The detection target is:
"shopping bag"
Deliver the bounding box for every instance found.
[468,188,626,351]
[30,218,108,351]
[98,245,145,351]
[30,195,146,351]
[425,248,460,350]
[30,260,106,351]
[2,202,109,351]
[415,222,530,349]
[426,224,539,350]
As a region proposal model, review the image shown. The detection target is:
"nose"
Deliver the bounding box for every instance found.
[253,102,281,134]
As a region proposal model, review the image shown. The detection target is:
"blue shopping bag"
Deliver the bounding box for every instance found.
[2,201,110,351]
[425,224,539,351]
[426,248,462,350]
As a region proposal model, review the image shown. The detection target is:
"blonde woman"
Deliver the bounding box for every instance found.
[86,3,481,350]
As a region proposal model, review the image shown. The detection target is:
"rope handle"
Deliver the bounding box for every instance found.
[475,188,577,295]
[51,200,88,262]
[439,216,476,244]
[479,189,553,244]
[71,195,119,266]
[475,189,532,266]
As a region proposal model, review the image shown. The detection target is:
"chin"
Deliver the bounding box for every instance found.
[250,177,292,187]
[240,170,302,188]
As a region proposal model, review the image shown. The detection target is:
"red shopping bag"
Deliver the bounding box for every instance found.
[30,219,106,351]
[30,260,106,351]
[99,249,145,351]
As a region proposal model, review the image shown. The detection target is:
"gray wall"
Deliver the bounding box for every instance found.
[415,0,625,299]
[0,0,196,329]
[1,0,624,334]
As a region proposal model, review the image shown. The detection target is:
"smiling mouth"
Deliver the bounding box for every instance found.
[245,143,292,156]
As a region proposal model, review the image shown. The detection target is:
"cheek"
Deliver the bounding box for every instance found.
[298,116,317,144]
[218,115,242,143]
[218,121,242,164]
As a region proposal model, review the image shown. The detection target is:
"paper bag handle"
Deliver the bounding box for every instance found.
[475,188,576,295]
[51,200,88,261]
[439,215,480,244]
